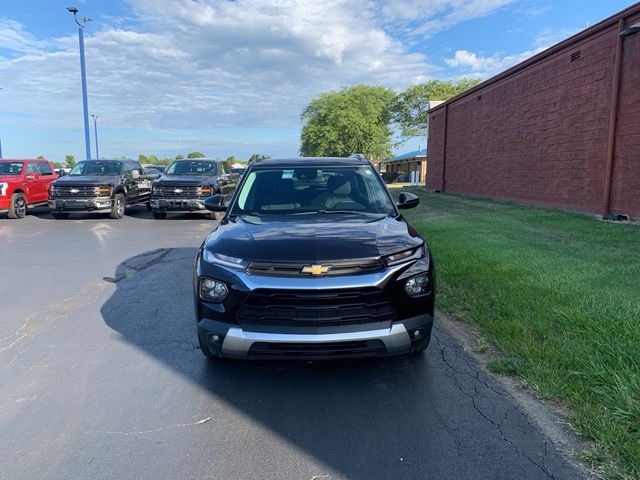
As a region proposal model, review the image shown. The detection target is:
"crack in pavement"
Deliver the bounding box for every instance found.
[433,328,558,479]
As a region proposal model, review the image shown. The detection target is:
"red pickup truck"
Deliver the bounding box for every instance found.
[0,159,58,219]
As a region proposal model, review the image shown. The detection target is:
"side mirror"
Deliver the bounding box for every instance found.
[204,194,227,212]
[132,170,141,179]
[397,192,420,210]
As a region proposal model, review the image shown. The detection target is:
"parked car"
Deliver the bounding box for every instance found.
[0,158,58,219]
[231,167,246,176]
[194,155,434,360]
[150,158,238,219]
[48,159,154,219]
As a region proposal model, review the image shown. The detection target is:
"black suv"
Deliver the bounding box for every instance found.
[49,159,153,219]
[194,156,434,360]
[150,158,236,219]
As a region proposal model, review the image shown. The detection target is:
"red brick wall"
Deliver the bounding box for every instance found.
[427,7,640,219]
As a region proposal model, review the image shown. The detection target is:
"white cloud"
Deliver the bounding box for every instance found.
[443,26,580,79]
[0,0,521,157]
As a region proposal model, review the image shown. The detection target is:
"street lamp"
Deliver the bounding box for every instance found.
[91,114,99,159]
[67,6,92,160]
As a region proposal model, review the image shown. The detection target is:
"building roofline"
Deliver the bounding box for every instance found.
[430,2,640,113]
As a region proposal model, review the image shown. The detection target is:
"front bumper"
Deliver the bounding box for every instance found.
[195,254,434,359]
[151,197,206,211]
[198,313,433,359]
[49,197,112,211]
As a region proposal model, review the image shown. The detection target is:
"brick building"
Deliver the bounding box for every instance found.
[426,3,640,220]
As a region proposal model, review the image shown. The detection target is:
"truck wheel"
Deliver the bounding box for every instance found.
[110,193,125,219]
[8,193,27,219]
[152,211,167,219]
[52,212,69,220]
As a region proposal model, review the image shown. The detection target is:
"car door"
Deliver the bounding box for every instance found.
[134,162,151,202]
[123,162,139,204]
[24,162,47,204]
[37,161,57,201]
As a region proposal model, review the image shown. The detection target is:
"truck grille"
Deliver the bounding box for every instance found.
[246,258,383,277]
[53,185,98,197]
[153,184,201,198]
[238,288,396,328]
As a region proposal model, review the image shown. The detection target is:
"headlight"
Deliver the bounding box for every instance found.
[404,274,429,297]
[203,250,249,270]
[0,182,8,196]
[199,278,228,302]
[384,245,425,266]
[95,185,111,196]
[198,185,213,196]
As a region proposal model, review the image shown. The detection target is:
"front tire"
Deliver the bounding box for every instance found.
[110,193,125,219]
[8,193,27,219]
[52,212,69,220]
[152,211,167,219]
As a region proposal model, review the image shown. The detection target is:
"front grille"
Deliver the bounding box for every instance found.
[153,184,201,198]
[238,288,396,328]
[246,258,384,277]
[248,339,386,358]
[53,185,98,197]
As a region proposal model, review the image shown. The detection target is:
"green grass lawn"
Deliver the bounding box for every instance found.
[402,190,640,479]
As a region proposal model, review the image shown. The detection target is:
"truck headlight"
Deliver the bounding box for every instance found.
[199,278,228,302]
[199,185,213,197]
[203,250,249,270]
[0,182,8,196]
[384,245,425,266]
[404,274,429,297]
[95,185,111,196]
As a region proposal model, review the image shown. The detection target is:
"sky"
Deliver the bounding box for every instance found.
[0,0,636,161]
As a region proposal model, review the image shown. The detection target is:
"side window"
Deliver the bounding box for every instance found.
[38,162,53,176]
[124,163,133,177]
[26,163,39,175]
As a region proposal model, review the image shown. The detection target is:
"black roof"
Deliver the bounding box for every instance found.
[252,156,370,168]
[173,158,223,162]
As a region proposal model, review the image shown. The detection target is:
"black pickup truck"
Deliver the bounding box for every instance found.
[48,159,154,219]
[150,159,237,219]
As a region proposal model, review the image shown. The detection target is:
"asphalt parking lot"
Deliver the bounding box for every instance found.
[0,208,585,480]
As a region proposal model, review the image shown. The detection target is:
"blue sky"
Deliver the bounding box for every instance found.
[0,0,635,161]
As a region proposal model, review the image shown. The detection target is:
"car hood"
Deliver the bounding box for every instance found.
[53,175,120,185]
[204,215,423,262]
[154,175,216,186]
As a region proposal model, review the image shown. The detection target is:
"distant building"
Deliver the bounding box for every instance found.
[427,3,640,220]
[382,148,427,183]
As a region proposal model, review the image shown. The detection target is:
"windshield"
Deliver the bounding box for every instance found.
[70,161,122,176]
[230,166,395,216]
[166,161,217,176]
[0,162,24,175]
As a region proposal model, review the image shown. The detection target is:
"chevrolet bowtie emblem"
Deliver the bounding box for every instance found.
[301,264,332,275]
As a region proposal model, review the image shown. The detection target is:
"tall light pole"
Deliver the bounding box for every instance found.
[67,6,92,160]
[91,114,99,159]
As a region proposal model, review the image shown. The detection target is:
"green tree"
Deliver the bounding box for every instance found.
[147,155,159,165]
[225,155,237,171]
[175,154,184,160]
[138,154,148,164]
[37,155,45,159]
[391,78,481,142]
[65,154,76,167]
[248,153,270,163]
[187,151,205,158]
[300,85,396,159]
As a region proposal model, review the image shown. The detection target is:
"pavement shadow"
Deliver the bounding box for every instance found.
[99,247,580,480]
[98,247,458,479]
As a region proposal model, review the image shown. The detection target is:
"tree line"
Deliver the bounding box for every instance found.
[52,152,252,170]
[300,79,481,160]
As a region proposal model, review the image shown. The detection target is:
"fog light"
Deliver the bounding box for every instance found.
[414,330,421,338]
[199,278,228,302]
[405,274,429,297]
